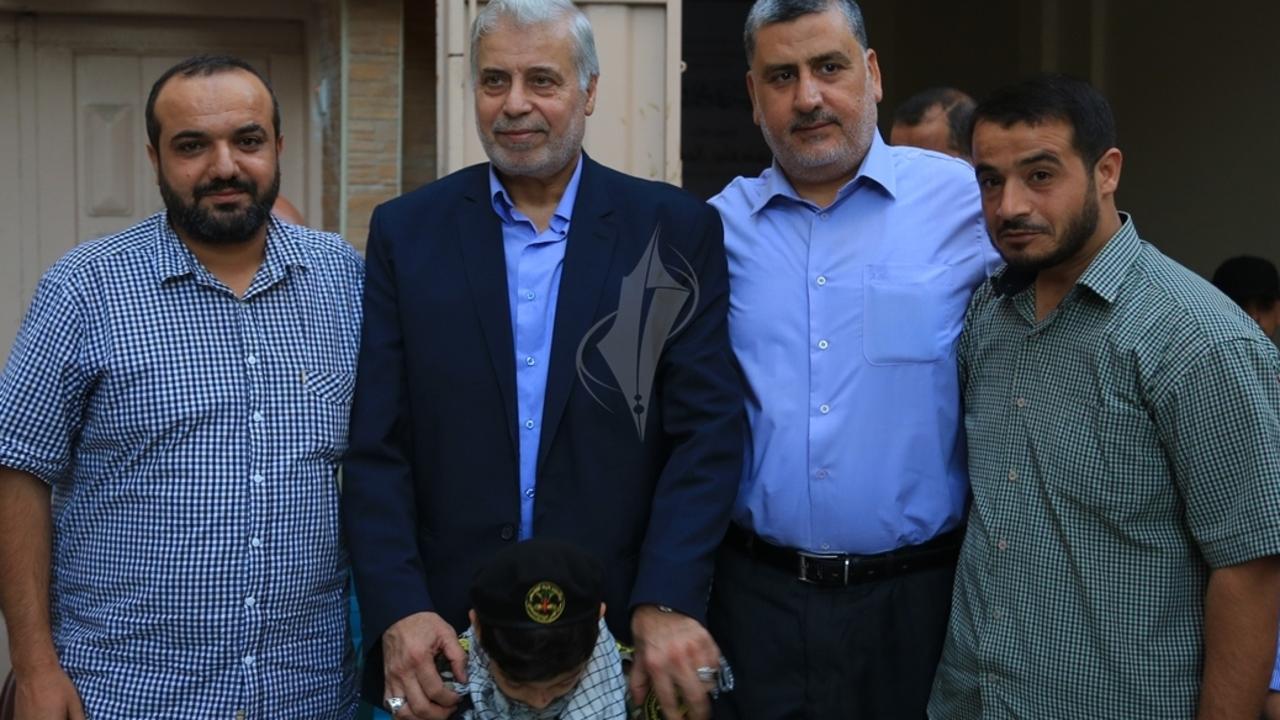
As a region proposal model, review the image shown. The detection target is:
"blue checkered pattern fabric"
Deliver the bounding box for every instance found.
[0,213,363,719]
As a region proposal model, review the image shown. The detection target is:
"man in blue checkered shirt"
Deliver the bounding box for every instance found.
[0,56,362,719]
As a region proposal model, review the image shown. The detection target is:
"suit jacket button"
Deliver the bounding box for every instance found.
[500,524,516,541]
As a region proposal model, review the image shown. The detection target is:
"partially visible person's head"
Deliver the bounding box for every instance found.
[470,0,599,180]
[970,74,1122,276]
[469,538,606,711]
[1213,256,1280,337]
[145,55,282,247]
[271,196,306,225]
[742,0,882,189]
[890,86,975,159]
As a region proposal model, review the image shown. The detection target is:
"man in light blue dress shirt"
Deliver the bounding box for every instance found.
[706,1,998,717]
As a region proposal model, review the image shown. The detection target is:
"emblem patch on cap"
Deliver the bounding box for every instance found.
[524,581,566,624]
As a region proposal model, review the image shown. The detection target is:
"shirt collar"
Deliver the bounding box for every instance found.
[1074,212,1140,304]
[991,212,1140,302]
[749,129,897,215]
[454,619,625,720]
[488,154,584,236]
[153,213,310,287]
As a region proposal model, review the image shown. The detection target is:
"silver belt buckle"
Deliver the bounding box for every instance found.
[797,550,849,584]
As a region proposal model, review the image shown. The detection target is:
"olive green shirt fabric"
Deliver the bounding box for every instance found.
[929,215,1280,719]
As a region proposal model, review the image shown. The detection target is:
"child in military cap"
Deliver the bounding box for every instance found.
[448,538,628,719]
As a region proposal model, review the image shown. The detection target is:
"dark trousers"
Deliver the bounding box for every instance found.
[708,536,956,720]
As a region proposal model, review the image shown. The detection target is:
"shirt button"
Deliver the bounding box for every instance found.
[817,339,829,350]
[820,543,831,551]
[992,609,1003,621]
[250,473,264,485]
[244,596,256,607]
[524,419,535,429]
[997,539,1009,551]
[524,488,535,499]
[250,537,263,548]
[819,212,830,220]
[1007,469,1018,482]
[525,356,536,366]
[246,355,258,366]
[251,411,263,423]
[815,468,828,479]
[242,655,255,667]
[816,275,827,286]
[526,291,536,301]
[819,404,831,414]
[499,524,516,541]
[1015,397,1026,408]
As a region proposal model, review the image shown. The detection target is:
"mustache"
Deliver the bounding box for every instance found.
[790,110,841,133]
[998,218,1051,236]
[193,177,257,200]
[492,118,549,134]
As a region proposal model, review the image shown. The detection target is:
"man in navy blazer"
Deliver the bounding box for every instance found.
[342,1,744,718]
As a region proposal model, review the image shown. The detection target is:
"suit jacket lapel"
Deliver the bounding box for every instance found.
[538,156,619,472]
[459,175,519,453]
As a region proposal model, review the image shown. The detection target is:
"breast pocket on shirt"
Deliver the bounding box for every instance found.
[301,368,355,458]
[1032,398,1172,523]
[862,263,963,365]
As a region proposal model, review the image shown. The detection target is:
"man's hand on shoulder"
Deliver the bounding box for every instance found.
[382,611,467,720]
[629,604,722,720]
[13,660,85,720]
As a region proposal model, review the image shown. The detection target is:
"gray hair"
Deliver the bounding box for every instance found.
[470,0,600,91]
[743,0,868,64]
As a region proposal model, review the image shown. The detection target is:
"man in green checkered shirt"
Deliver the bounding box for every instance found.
[929,74,1280,719]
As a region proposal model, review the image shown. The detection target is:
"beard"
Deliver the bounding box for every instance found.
[760,89,878,186]
[480,106,586,180]
[998,178,1100,274]
[160,166,280,246]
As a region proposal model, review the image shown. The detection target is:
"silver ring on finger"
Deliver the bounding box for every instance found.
[695,665,719,683]
[385,696,407,715]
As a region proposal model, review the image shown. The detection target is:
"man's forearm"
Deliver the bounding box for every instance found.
[1199,556,1280,719]
[0,467,58,671]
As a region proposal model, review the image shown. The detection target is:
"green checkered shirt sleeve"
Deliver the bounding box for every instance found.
[1151,336,1280,567]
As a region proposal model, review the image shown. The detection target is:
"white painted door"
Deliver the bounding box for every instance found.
[0,12,310,357]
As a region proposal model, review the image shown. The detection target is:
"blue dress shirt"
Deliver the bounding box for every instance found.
[710,132,1000,554]
[490,157,583,539]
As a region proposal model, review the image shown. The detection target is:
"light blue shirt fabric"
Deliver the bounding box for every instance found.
[710,132,1000,554]
[490,156,583,540]
[1273,625,1280,691]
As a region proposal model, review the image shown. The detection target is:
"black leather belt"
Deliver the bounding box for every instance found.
[726,524,962,587]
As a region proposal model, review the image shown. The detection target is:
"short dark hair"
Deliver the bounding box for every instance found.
[970,73,1117,169]
[1212,256,1280,312]
[743,0,868,64]
[892,87,976,156]
[479,617,599,683]
[145,55,281,151]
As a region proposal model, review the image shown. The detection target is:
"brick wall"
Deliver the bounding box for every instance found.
[318,0,344,234]
[343,0,403,250]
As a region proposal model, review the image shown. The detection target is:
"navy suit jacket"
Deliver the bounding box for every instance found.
[342,155,744,696]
